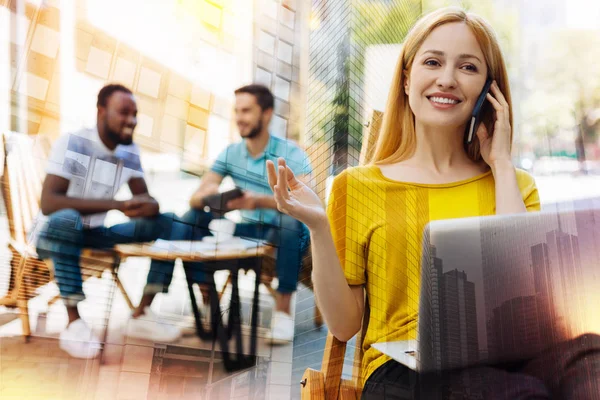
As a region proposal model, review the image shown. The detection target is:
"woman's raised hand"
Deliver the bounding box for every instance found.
[266,158,327,230]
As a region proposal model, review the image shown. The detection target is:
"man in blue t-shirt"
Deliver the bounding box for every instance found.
[157,84,312,344]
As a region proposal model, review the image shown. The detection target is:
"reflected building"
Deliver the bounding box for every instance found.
[530,242,567,346]
[479,213,556,358]
[438,269,478,370]
[481,213,586,361]
[426,245,478,371]
[545,230,586,336]
[486,228,584,360]
[424,244,481,398]
[429,246,443,372]
[427,208,600,399]
[487,295,543,359]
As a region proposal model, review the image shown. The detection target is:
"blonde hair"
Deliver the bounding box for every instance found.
[370,7,512,165]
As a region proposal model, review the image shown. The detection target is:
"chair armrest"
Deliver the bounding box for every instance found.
[322,332,348,399]
[300,368,325,400]
[340,379,360,400]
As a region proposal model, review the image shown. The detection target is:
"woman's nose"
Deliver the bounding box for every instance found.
[436,67,458,89]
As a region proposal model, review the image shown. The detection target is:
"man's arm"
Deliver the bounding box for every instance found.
[189,171,224,209]
[128,177,156,198]
[40,174,124,216]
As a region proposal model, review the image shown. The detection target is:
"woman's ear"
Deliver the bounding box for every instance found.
[403,70,410,95]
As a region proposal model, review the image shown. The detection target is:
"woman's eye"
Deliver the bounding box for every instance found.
[462,64,478,72]
[425,59,440,66]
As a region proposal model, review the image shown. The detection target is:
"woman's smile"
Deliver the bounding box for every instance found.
[427,93,462,110]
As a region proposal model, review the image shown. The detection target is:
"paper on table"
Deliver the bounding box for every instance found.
[150,239,193,253]
[151,238,265,254]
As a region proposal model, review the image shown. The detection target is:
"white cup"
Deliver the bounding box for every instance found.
[208,219,236,242]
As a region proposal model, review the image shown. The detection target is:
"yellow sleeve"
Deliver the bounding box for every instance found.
[327,169,367,286]
[515,169,541,212]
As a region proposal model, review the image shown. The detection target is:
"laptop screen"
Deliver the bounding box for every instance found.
[418,205,600,373]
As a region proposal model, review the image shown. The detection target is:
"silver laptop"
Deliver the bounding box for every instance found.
[375,201,600,376]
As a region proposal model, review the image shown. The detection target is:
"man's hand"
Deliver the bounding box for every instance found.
[189,171,223,209]
[121,195,160,218]
[226,192,257,210]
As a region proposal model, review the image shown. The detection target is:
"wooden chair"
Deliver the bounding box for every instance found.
[0,131,136,341]
[299,298,369,400]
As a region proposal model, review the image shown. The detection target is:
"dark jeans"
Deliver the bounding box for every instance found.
[458,333,600,400]
[361,360,419,400]
[36,208,178,306]
[364,334,600,400]
[146,209,309,294]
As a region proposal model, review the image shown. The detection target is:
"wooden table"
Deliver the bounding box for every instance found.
[115,240,271,372]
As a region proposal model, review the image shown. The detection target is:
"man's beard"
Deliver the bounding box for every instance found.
[243,119,263,139]
[105,117,133,145]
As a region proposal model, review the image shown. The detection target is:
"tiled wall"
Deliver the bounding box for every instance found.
[253,0,307,145]
[3,0,61,136]
[0,0,308,173]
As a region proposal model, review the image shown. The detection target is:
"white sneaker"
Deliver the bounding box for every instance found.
[265,311,294,345]
[59,319,102,359]
[126,307,181,343]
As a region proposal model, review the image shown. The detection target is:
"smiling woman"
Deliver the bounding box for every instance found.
[265,6,551,400]
[374,11,511,168]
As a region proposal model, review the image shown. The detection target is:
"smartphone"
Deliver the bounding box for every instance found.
[202,187,244,216]
[464,78,493,145]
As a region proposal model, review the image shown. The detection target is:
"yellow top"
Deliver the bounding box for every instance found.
[326,165,541,386]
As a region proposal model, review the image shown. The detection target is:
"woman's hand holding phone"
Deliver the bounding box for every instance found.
[266,158,327,231]
[476,80,513,170]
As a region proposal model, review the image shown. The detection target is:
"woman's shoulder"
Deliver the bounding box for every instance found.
[334,165,380,182]
[329,166,382,200]
[514,168,537,186]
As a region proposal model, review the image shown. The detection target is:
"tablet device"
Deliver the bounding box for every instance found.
[202,187,244,217]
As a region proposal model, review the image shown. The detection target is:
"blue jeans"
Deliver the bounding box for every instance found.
[149,209,309,294]
[36,208,178,306]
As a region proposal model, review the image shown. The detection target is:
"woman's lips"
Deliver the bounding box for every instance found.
[427,96,461,109]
